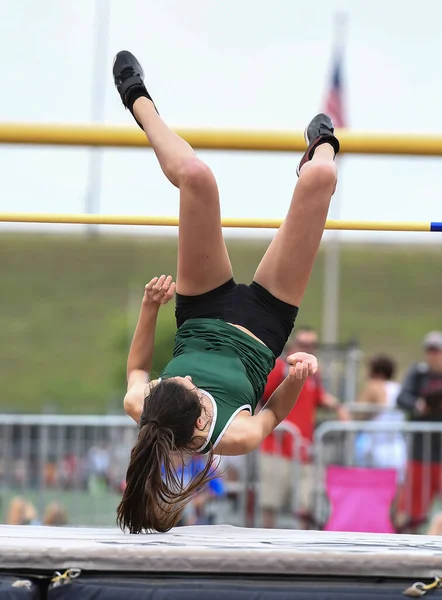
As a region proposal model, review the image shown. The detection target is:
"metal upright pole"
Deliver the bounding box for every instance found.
[322,13,348,350]
[85,0,111,237]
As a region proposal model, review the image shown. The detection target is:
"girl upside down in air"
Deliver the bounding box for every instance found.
[112,50,340,533]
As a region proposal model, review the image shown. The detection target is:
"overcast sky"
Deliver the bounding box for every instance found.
[1,0,442,243]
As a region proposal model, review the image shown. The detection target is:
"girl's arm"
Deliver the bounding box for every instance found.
[124,275,175,423]
[216,353,317,455]
[126,302,160,386]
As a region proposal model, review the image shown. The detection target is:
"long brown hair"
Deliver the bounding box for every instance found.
[117,379,217,533]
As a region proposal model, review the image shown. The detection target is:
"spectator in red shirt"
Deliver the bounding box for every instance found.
[259,326,348,528]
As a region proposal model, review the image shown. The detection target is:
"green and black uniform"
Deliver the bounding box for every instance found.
[163,278,299,451]
[160,318,275,453]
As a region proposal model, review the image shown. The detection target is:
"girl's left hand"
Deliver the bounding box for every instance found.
[143,275,176,306]
[286,352,318,380]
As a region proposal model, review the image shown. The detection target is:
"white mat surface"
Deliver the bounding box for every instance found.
[0,524,441,578]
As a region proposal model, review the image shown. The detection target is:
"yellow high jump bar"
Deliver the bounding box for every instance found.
[1,213,440,232]
[1,123,442,155]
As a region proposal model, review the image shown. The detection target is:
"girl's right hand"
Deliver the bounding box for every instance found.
[286,352,318,380]
[143,275,176,306]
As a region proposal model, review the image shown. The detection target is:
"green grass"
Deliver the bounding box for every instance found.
[1,232,441,413]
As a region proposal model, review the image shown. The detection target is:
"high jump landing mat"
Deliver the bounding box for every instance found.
[0,524,441,599]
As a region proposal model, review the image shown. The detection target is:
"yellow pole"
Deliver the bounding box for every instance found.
[1,123,442,155]
[0,213,432,231]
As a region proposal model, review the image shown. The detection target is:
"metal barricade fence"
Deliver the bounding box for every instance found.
[0,414,306,529]
[238,421,305,528]
[313,420,442,532]
[316,341,363,404]
[0,414,136,526]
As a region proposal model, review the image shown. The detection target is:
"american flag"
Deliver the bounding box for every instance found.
[324,53,346,129]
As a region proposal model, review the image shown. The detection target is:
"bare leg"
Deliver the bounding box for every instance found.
[253,143,337,307]
[133,97,232,296]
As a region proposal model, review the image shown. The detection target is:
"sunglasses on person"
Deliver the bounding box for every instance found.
[425,346,442,353]
[295,341,318,351]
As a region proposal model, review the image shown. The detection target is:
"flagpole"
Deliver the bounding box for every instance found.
[321,13,348,352]
[84,0,111,237]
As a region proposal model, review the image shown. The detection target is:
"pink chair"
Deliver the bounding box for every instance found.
[324,465,398,534]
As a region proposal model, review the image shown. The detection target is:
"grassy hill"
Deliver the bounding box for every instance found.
[1,233,441,413]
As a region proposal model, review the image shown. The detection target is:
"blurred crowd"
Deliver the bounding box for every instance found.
[221,326,442,533]
[3,327,442,533]
[3,445,127,494]
[6,496,67,527]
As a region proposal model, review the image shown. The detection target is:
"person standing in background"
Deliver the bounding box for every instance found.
[396,332,442,531]
[259,327,348,529]
[397,331,442,416]
[354,355,406,478]
[397,387,442,530]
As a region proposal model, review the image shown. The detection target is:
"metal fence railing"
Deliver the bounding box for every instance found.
[232,417,442,532]
[316,342,363,404]
[243,421,305,528]
[4,413,441,533]
[0,414,136,526]
[0,414,305,529]
[313,420,442,532]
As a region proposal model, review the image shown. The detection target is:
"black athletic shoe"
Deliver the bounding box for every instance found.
[296,113,340,176]
[112,50,158,130]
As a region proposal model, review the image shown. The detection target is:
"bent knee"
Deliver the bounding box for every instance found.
[298,160,337,192]
[177,157,215,190]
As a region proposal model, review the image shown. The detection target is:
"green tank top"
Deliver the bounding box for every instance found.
[159,318,275,454]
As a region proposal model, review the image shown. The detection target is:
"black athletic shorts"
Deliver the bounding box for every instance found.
[175,278,299,358]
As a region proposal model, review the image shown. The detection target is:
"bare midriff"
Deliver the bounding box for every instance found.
[227,322,266,346]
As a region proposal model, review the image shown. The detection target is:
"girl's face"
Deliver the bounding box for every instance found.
[169,375,194,390]
[150,375,194,392]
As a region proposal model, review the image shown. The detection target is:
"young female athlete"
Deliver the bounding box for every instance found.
[113,50,340,533]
